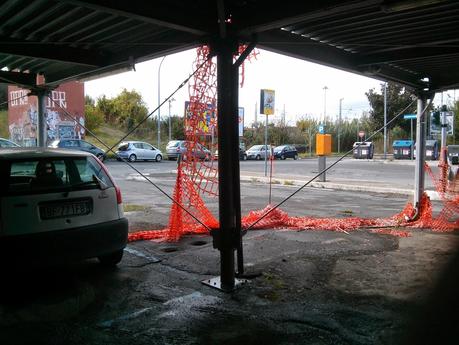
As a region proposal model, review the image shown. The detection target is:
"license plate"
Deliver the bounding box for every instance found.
[39,199,92,220]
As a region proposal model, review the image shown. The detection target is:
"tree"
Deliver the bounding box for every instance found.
[366,82,416,133]
[94,89,149,129]
[84,104,104,131]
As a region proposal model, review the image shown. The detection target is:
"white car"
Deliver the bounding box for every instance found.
[116,141,163,162]
[246,145,273,160]
[0,148,128,266]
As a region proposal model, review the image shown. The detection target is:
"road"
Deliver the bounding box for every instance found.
[2,157,456,345]
[103,157,440,231]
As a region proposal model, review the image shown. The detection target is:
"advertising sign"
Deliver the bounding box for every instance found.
[259,89,275,115]
[238,107,244,137]
[430,111,453,135]
[184,101,216,136]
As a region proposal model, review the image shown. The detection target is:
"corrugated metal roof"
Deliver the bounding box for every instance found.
[0,0,458,91]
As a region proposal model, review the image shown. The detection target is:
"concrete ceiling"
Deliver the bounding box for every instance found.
[0,0,458,92]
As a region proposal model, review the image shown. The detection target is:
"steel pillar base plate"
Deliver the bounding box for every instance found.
[201,276,247,292]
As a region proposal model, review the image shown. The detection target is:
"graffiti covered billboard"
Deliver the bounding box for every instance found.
[8,81,85,146]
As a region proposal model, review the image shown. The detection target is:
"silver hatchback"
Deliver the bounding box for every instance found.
[116,141,163,162]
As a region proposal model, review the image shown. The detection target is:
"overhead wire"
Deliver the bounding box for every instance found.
[46,56,213,232]
[245,97,427,231]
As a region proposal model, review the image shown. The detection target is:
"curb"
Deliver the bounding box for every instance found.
[240,175,414,196]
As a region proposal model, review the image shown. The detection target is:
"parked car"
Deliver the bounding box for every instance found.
[49,139,106,161]
[213,147,247,161]
[0,138,20,148]
[116,141,163,162]
[246,145,272,160]
[0,148,128,266]
[273,145,299,160]
[166,140,211,161]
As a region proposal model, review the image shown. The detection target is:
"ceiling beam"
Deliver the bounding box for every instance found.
[257,29,424,90]
[0,36,107,67]
[358,48,459,66]
[237,0,380,35]
[0,70,36,87]
[59,0,211,36]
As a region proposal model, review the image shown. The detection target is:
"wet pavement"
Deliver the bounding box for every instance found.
[1,160,458,345]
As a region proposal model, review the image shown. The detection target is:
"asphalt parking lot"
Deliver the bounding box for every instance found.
[1,158,457,345]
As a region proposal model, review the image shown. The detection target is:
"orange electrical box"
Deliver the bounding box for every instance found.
[316,134,332,156]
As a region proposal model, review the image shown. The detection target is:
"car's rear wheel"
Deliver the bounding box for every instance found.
[155,154,162,162]
[129,154,137,162]
[256,155,261,160]
[242,154,247,161]
[294,154,298,160]
[281,154,285,160]
[98,249,124,266]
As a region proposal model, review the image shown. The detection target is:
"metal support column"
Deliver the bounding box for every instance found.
[318,156,326,182]
[203,38,245,292]
[414,95,427,210]
[37,89,48,147]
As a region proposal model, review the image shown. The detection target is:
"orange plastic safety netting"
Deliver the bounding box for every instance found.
[127,46,459,242]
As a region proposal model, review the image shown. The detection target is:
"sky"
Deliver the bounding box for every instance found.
[84,48,456,127]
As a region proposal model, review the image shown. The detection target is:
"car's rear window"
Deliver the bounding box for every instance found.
[167,141,181,148]
[5,156,113,195]
[118,143,130,151]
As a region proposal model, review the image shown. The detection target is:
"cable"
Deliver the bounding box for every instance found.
[103,57,211,157]
[45,57,214,232]
[245,98,419,231]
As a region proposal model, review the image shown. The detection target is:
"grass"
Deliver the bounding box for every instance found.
[123,204,148,212]
[0,110,8,138]
[283,180,294,186]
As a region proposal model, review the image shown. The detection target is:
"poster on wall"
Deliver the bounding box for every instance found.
[8,81,85,146]
[259,89,275,115]
[184,101,216,136]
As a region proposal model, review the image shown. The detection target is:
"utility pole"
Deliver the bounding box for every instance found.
[338,98,343,153]
[384,82,387,159]
[323,86,328,123]
[254,101,258,125]
[168,97,175,142]
[157,56,166,148]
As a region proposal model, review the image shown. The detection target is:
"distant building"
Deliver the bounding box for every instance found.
[8,80,84,146]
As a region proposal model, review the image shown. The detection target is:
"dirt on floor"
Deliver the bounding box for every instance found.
[1,223,458,345]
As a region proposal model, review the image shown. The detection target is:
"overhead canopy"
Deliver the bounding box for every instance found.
[0,0,458,92]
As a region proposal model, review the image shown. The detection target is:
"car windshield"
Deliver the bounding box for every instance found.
[274,146,285,152]
[118,143,130,151]
[5,156,113,196]
[249,145,263,151]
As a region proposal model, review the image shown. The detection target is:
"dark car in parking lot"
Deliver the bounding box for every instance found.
[0,138,20,148]
[213,147,247,161]
[273,145,298,160]
[49,139,106,161]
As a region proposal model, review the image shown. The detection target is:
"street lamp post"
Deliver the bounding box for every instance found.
[168,97,175,142]
[323,86,328,123]
[157,56,166,148]
[338,98,343,153]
